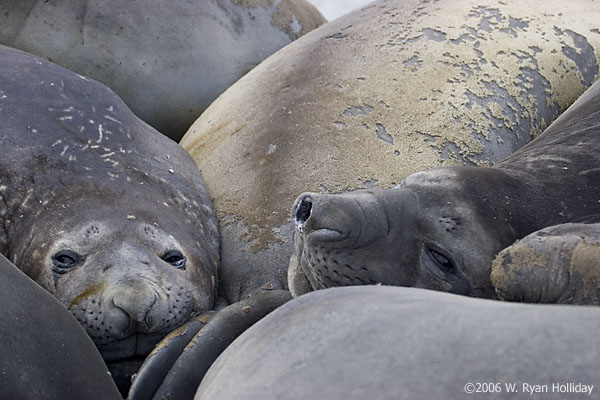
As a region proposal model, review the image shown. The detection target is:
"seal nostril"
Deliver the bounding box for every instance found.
[295,196,313,227]
[143,293,159,330]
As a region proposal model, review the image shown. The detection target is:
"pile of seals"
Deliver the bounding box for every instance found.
[194,76,600,400]
[181,0,600,307]
[0,0,599,399]
[289,78,600,302]
[0,1,324,397]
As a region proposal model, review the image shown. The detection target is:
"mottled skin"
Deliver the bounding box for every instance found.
[492,218,600,305]
[194,286,600,400]
[0,252,121,399]
[182,0,600,305]
[0,46,219,391]
[289,79,600,299]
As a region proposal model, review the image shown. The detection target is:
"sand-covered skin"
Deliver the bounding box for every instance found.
[492,222,600,305]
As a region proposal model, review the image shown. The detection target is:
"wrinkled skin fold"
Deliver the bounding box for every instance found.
[492,218,600,305]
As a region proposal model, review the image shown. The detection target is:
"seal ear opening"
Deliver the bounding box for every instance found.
[293,194,313,230]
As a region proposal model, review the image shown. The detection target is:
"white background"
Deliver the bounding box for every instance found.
[308,0,374,21]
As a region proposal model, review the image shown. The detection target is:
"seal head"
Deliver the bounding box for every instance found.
[13,185,217,360]
[0,45,220,391]
[290,166,532,298]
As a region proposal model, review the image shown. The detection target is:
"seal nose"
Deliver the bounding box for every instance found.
[293,193,314,231]
[291,190,390,245]
[108,280,159,335]
[292,192,352,238]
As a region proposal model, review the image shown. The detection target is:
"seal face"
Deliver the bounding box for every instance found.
[289,79,600,298]
[0,45,219,386]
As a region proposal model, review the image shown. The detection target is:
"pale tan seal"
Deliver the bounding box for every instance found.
[181,0,600,304]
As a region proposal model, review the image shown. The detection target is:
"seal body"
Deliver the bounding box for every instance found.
[181,0,600,303]
[289,77,600,298]
[0,45,220,391]
[0,0,325,140]
[194,286,600,400]
[492,219,600,304]
[0,252,121,400]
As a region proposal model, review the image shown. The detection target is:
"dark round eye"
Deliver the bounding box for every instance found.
[52,250,83,273]
[162,250,186,270]
[428,248,454,272]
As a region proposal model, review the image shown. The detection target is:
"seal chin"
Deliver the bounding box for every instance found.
[98,332,166,361]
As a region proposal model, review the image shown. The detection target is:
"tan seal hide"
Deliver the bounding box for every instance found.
[181,0,600,302]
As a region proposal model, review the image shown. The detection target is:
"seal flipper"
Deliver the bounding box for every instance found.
[128,311,215,400]
[491,220,600,305]
[142,290,291,400]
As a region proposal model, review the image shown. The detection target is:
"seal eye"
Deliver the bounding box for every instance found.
[52,250,83,273]
[428,248,454,272]
[162,250,186,270]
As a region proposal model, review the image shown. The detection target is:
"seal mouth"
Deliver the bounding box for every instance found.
[98,332,166,361]
[306,228,346,242]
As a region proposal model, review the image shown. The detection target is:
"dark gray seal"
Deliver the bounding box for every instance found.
[194,286,600,400]
[0,252,121,399]
[289,77,600,298]
[0,0,325,140]
[0,45,219,392]
[492,217,600,305]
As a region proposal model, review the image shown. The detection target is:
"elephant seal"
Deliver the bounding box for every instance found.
[194,286,600,400]
[181,0,600,304]
[289,77,600,298]
[492,217,600,305]
[0,252,121,400]
[0,0,325,140]
[0,45,219,393]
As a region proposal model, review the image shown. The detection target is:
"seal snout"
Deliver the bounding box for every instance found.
[292,191,386,244]
[289,190,397,291]
[292,192,346,241]
[107,280,160,335]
